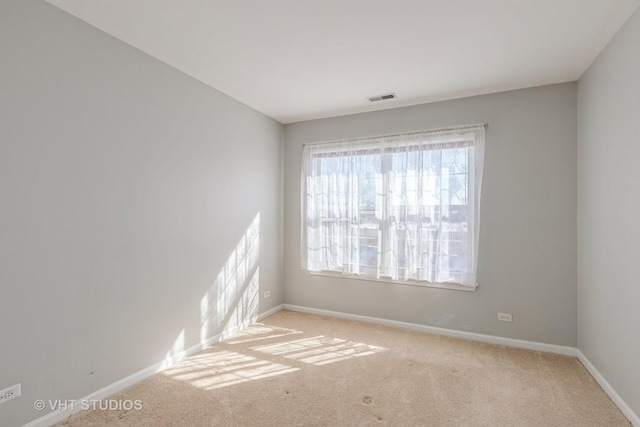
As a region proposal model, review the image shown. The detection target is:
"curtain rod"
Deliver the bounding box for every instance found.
[303,123,488,147]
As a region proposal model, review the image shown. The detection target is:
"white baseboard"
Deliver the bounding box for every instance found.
[23,306,283,427]
[577,350,639,427]
[282,304,578,357]
[258,304,284,321]
[25,303,637,427]
[282,304,640,425]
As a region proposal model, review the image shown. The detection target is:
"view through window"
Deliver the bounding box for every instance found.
[301,125,485,288]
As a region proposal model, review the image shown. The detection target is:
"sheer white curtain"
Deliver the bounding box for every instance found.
[301,125,485,288]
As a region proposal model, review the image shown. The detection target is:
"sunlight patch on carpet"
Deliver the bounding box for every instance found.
[161,350,298,390]
[251,335,386,366]
[224,323,304,345]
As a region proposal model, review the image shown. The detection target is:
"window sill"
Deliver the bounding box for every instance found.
[307,270,477,292]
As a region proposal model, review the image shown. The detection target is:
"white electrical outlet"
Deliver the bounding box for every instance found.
[497,312,513,322]
[0,384,21,405]
[264,291,271,298]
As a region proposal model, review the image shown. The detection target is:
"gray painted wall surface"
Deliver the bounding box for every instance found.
[0,1,283,425]
[11,0,640,424]
[284,84,577,347]
[577,8,640,418]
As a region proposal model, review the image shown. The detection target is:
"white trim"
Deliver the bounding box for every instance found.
[26,304,639,427]
[301,125,485,289]
[258,304,284,321]
[23,306,282,427]
[302,123,488,147]
[309,271,477,292]
[282,304,577,357]
[577,350,640,427]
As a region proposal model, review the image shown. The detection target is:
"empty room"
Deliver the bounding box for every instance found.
[1,0,639,426]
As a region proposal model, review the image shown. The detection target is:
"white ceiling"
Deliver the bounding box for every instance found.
[46,0,639,124]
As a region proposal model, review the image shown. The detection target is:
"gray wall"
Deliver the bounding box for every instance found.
[0,1,283,426]
[577,8,640,419]
[284,83,577,346]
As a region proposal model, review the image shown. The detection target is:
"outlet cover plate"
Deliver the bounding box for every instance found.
[0,384,21,405]
[497,312,513,322]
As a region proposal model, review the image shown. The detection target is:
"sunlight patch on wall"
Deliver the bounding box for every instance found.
[221,268,259,339]
[159,329,186,370]
[200,213,261,345]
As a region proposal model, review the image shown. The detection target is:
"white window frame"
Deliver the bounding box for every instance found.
[301,124,486,290]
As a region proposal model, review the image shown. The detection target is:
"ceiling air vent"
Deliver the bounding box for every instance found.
[368,93,396,102]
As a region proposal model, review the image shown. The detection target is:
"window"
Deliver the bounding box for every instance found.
[301,124,485,289]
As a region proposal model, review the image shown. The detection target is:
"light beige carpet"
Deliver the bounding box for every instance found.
[56,310,630,426]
